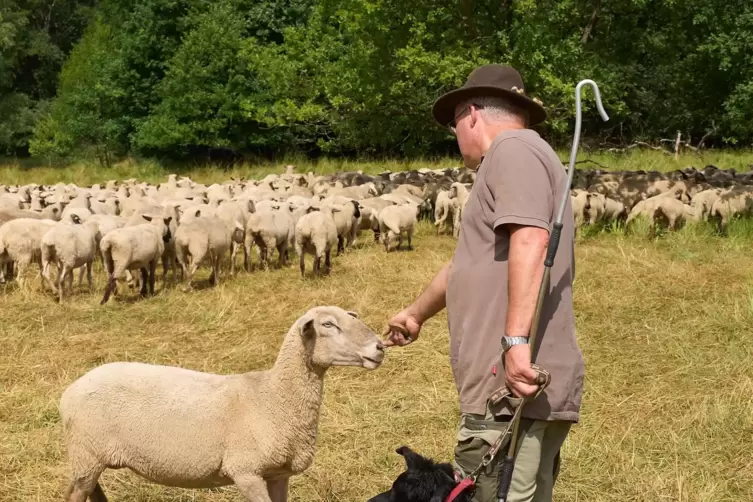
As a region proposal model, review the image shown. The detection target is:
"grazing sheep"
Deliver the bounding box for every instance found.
[0,218,59,288]
[570,189,591,227]
[654,198,694,231]
[627,193,693,235]
[378,203,419,251]
[245,209,294,270]
[294,206,339,277]
[40,215,98,303]
[175,215,244,289]
[99,215,173,304]
[59,306,385,502]
[709,187,753,232]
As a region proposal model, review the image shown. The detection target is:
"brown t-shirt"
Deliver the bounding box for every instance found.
[445,129,584,422]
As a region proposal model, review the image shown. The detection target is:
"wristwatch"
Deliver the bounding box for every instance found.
[502,336,529,352]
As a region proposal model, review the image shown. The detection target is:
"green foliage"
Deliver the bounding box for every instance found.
[17,0,753,162]
[0,0,94,155]
[29,18,127,166]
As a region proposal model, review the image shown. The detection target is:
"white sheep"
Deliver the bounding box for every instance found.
[357,197,395,242]
[99,215,172,304]
[294,206,339,277]
[40,215,98,302]
[433,189,457,235]
[0,218,59,289]
[174,214,244,289]
[245,208,294,270]
[322,200,361,254]
[59,306,384,502]
[378,203,419,252]
[448,182,471,238]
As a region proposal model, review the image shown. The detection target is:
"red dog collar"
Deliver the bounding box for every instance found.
[446,476,475,502]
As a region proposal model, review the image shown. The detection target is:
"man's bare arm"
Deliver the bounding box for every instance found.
[503,224,549,397]
[505,225,549,337]
[406,260,451,324]
[383,261,451,346]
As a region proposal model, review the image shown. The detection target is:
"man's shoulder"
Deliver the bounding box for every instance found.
[493,129,556,157]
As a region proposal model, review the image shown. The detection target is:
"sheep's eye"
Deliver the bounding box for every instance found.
[322,321,335,328]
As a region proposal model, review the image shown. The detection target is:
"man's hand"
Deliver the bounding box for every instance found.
[504,344,539,398]
[383,310,422,347]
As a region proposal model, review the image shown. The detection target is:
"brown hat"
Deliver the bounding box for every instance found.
[431,64,547,127]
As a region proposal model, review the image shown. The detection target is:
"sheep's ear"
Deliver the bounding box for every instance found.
[300,317,316,340]
[346,311,359,319]
[71,214,81,224]
[142,215,153,222]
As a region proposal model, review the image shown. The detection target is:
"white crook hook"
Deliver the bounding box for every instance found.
[556,79,610,226]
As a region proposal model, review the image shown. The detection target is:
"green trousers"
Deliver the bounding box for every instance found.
[452,409,572,502]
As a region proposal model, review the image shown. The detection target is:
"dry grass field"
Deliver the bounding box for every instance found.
[2,151,753,501]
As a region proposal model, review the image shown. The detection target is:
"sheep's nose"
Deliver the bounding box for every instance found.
[376,340,385,351]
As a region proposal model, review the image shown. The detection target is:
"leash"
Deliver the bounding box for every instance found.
[495,80,609,502]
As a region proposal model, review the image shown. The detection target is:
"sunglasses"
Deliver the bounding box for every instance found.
[448,103,484,135]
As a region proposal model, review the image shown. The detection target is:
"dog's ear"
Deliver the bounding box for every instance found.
[396,446,428,470]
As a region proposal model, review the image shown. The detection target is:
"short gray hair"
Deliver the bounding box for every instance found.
[458,95,529,126]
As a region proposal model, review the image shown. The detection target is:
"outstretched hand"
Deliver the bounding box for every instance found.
[383,310,422,347]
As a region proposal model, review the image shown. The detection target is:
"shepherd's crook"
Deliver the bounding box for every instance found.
[496,80,609,502]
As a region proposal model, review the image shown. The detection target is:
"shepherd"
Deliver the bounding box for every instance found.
[383,64,584,502]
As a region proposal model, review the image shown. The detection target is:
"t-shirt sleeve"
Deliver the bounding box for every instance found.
[485,140,554,233]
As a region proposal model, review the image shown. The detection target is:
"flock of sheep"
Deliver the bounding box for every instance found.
[0,165,474,303]
[2,162,750,304]
[571,164,753,234]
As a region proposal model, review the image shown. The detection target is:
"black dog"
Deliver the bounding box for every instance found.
[367,446,473,502]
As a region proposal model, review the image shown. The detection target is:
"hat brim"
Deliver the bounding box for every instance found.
[431,86,547,128]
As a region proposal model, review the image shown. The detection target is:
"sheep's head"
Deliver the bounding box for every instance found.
[142,215,173,243]
[297,306,385,371]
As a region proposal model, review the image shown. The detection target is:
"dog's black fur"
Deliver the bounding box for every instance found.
[367,446,473,502]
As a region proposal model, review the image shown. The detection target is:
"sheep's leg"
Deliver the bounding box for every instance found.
[244,233,253,272]
[233,474,273,502]
[337,235,344,256]
[149,260,157,296]
[299,253,305,277]
[41,260,57,294]
[407,228,413,250]
[243,241,250,273]
[59,265,71,303]
[15,258,30,291]
[230,241,238,276]
[313,255,320,276]
[267,478,289,502]
[324,249,332,274]
[86,261,93,292]
[139,268,149,297]
[63,464,106,502]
